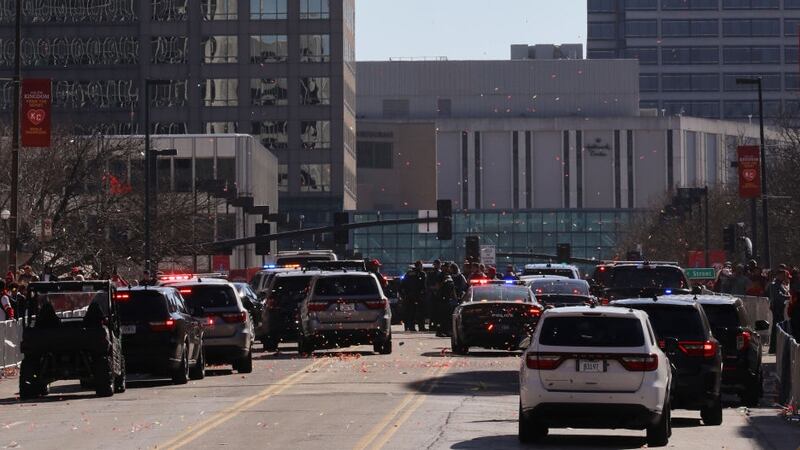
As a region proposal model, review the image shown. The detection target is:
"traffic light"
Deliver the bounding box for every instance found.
[465,236,480,263]
[723,224,736,253]
[436,199,453,241]
[255,223,271,255]
[557,243,571,263]
[334,212,349,245]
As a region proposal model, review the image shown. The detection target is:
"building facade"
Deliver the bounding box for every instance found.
[587,0,800,119]
[0,0,355,220]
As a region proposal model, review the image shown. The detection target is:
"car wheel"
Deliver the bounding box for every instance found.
[19,357,46,400]
[518,401,547,443]
[189,347,205,380]
[701,396,723,426]
[646,402,670,447]
[451,334,468,355]
[741,370,762,407]
[374,334,392,355]
[94,356,115,397]
[172,346,190,385]
[298,335,315,356]
[114,356,127,393]
[264,335,280,352]
[236,348,254,374]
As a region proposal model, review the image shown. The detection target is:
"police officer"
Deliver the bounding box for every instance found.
[435,268,457,337]
[426,260,445,331]
[400,261,427,332]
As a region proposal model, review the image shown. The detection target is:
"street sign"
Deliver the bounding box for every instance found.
[418,210,437,234]
[480,245,496,266]
[737,146,761,199]
[685,268,716,280]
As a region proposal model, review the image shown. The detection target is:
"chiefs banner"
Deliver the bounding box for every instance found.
[737,145,761,199]
[21,78,52,148]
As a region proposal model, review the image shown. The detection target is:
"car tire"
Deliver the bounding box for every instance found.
[114,356,127,393]
[236,349,254,374]
[374,334,392,355]
[741,370,763,407]
[451,334,468,355]
[19,357,46,400]
[646,403,670,447]
[264,336,280,352]
[94,356,115,397]
[172,346,190,385]
[701,396,723,426]
[297,335,315,356]
[189,348,205,380]
[518,401,547,443]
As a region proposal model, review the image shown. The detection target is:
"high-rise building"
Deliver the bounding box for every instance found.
[0,0,356,221]
[587,0,800,120]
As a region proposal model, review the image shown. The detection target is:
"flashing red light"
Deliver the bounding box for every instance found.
[528,307,542,317]
[487,323,495,332]
[470,279,490,285]
[365,299,388,309]
[679,340,717,358]
[179,288,192,295]
[599,266,606,272]
[149,319,176,332]
[114,293,131,301]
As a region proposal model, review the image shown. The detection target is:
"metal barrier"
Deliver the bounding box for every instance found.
[775,321,800,409]
[0,319,22,374]
[740,296,772,340]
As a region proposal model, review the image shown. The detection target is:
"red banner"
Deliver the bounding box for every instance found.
[212,255,231,273]
[737,145,761,199]
[21,78,52,148]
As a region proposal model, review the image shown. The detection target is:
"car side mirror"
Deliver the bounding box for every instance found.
[519,336,532,350]
[663,337,680,354]
[755,320,770,332]
[691,285,702,295]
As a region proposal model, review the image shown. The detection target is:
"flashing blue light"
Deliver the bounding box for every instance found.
[400,274,406,280]
[665,289,673,295]
[264,264,277,269]
[505,279,515,284]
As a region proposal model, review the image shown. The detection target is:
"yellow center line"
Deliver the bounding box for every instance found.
[352,360,453,450]
[158,358,330,450]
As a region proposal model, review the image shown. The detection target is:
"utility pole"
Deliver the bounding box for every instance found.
[9,0,20,271]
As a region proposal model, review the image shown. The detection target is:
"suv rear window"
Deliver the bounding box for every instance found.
[607,266,688,290]
[700,304,740,329]
[180,285,237,308]
[523,268,574,278]
[272,276,313,303]
[539,316,645,347]
[630,304,705,341]
[314,276,379,297]
[468,286,530,302]
[118,291,169,321]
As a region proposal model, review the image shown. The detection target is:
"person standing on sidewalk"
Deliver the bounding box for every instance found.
[768,270,791,354]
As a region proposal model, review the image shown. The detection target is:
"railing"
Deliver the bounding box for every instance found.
[0,320,22,375]
[775,322,800,409]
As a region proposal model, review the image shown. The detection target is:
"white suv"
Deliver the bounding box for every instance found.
[519,306,672,447]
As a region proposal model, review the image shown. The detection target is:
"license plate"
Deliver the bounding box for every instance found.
[578,360,604,372]
[121,325,136,335]
[338,304,355,312]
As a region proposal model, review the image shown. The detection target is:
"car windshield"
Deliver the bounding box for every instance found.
[701,304,740,329]
[607,266,688,290]
[117,291,168,321]
[628,304,706,341]
[523,268,575,278]
[272,276,313,302]
[539,316,645,347]
[468,286,530,302]
[314,276,379,297]
[531,280,589,296]
[180,285,237,308]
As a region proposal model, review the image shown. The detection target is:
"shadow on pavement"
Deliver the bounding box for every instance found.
[670,416,702,428]
[737,411,800,449]
[451,434,645,449]
[420,350,522,359]
[407,370,518,396]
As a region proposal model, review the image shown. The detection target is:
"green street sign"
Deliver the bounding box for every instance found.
[685,268,716,280]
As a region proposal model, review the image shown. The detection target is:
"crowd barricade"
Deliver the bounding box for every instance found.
[775,322,800,408]
[0,319,22,375]
[740,296,772,340]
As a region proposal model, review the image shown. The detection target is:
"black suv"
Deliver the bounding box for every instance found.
[611,296,723,425]
[262,271,318,352]
[594,262,694,303]
[695,295,769,406]
[116,287,205,384]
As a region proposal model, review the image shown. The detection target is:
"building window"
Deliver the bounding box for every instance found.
[786,47,798,64]
[357,141,393,169]
[588,22,616,40]
[588,50,616,59]
[640,74,659,92]
[723,19,780,37]
[150,80,188,107]
[204,122,239,133]
[662,0,718,9]
[300,0,329,19]
[174,158,192,192]
[786,73,800,91]
[662,73,719,92]
[252,120,288,150]
[723,73,781,91]
[300,35,330,62]
[202,79,238,106]
[437,98,452,117]
[152,122,188,134]
[788,0,800,8]
[203,36,238,63]
[662,20,718,38]
[785,19,800,37]
[623,47,658,65]
[664,101,721,118]
[3,36,138,67]
[152,0,187,21]
[250,0,287,19]
[382,99,410,118]
[662,47,719,65]
[723,46,780,64]
[300,164,331,192]
[724,100,781,118]
[300,77,331,105]
[152,36,187,64]
[722,0,778,8]
[52,80,139,110]
[625,20,657,38]
[202,0,237,20]
[625,0,657,9]
[587,0,616,12]
[278,164,288,192]
[10,0,137,23]
[301,121,331,150]
[251,78,288,106]
[250,35,288,63]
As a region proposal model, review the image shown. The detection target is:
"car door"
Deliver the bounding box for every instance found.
[173,291,200,360]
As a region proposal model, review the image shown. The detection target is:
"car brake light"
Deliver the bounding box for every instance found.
[179,289,192,295]
[526,353,564,370]
[221,312,247,323]
[528,307,541,317]
[470,279,490,285]
[365,299,388,309]
[737,331,751,351]
[149,319,176,332]
[308,302,329,312]
[600,298,610,305]
[619,354,658,371]
[487,323,495,332]
[679,340,717,358]
[114,293,130,301]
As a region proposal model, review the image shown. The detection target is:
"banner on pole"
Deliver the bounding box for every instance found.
[21,78,52,148]
[737,146,761,199]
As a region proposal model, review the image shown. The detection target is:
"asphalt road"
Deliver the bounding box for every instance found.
[1,327,799,450]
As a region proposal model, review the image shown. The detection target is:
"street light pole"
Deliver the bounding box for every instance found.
[9,0,20,272]
[144,81,152,277]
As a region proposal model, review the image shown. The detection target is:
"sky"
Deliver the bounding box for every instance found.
[355,1,587,61]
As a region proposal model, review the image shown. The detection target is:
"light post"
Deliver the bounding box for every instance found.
[143,79,172,277]
[735,77,770,267]
[1,209,10,259]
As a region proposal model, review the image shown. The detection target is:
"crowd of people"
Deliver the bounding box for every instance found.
[398,260,518,337]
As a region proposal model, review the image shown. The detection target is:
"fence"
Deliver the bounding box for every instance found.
[775,322,800,409]
[740,296,772,340]
[0,320,22,375]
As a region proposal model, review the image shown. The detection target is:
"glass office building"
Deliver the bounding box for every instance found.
[352,209,646,275]
[587,0,800,119]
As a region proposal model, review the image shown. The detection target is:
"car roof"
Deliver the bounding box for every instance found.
[527,278,589,286]
[524,263,577,270]
[541,305,649,320]
[273,270,323,278]
[166,278,234,287]
[520,274,571,280]
[119,286,175,294]
[312,271,374,277]
[680,294,742,306]
[610,296,702,307]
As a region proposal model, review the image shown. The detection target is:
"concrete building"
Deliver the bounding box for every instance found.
[587,0,800,119]
[510,43,584,60]
[0,0,355,222]
[356,59,766,212]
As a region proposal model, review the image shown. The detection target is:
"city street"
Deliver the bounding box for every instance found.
[1,328,798,450]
